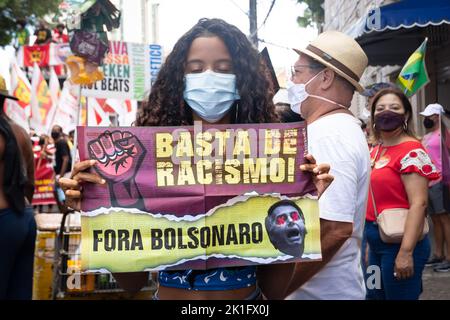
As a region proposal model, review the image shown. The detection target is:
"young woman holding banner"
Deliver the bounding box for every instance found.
[59,18,333,300]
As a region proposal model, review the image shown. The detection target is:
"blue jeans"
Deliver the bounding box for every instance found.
[365,221,430,300]
[0,207,36,300]
[361,222,369,283]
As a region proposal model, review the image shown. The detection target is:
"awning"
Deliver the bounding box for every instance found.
[350,0,450,66]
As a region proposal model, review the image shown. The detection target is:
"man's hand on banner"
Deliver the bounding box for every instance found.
[300,154,334,198]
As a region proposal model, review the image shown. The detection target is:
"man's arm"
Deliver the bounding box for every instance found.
[59,155,70,178]
[58,141,71,177]
[257,262,296,300]
[285,218,353,297]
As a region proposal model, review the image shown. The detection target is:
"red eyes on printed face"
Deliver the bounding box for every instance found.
[291,212,300,221]
[276,212,300,225]
[276,216,286,225]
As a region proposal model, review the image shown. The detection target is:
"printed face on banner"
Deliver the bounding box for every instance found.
[265,201,307,257]
[78,122,321,272]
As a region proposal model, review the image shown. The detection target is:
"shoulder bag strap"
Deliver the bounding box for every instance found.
[369,144,383,219]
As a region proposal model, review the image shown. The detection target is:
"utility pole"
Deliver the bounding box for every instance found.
[142,0,148,44]
[152,2,159,44]
[249,0,258,47]
[119,0,124,41]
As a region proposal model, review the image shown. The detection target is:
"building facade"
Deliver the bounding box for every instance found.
[109,0,160,45]
[322,0,450,137]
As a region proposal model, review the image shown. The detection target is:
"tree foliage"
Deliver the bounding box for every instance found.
[0,0,60,46]
[296,0,324,29]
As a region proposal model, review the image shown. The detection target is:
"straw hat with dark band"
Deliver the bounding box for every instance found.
[294,31,368,92]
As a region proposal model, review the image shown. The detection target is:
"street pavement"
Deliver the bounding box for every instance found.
[420,266,450,300]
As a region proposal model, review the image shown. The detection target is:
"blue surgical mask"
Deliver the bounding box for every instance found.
[183,70,240,123]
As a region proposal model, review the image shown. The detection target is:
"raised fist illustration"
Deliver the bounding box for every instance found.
[88,130,146,183]
[88,130,146,209]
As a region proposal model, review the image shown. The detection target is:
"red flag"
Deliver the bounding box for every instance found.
[24,44,50,67]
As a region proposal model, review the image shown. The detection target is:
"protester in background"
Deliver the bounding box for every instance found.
[15,19,29,49]
[362,82,397,109]
[360,82,399,275]
[421,103,450,273]
[361,82,397,147]
[34,134,56,214]
[51,125,72,212]
[64,132,74,151]
[59,18,334,300]
[52,23,69,44]
[34,20,52,45]
[0,76,36,300]
[68,130,75,147]
[285,30,370,300]
[366,88,439,300]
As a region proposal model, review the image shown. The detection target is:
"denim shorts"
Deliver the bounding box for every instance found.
[427,182,446,215]
[364,221,430,300]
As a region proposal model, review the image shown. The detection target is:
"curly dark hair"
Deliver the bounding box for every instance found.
[135,18,278,126]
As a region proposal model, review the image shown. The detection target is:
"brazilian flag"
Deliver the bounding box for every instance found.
[397,38,430,98]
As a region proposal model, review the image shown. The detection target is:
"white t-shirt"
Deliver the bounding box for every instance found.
[287,113,370,300]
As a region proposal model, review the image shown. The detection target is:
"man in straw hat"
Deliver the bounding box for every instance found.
[285,31,370,300]
[0,74,36,300]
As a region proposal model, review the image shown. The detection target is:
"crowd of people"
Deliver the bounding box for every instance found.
[14,19,69,49]
[1,17,449,300]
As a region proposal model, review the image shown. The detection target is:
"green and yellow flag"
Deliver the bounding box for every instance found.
[397,38,429,97]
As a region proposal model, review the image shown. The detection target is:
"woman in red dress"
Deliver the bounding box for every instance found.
[365,88,439,300]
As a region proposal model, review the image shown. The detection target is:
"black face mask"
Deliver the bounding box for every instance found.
[51,131,60,140]
[423,118,435,129]
[374,110,406,132]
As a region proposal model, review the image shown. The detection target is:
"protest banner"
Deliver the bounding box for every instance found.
[49,43,72,66]
[149,44,163,86]
[30,64,53,134]
[49,80,80,133]
[23,44,51,67]
[5,63,31,132]
[81,41,161,101]
[32,148,56,206]
[78,122,321,272]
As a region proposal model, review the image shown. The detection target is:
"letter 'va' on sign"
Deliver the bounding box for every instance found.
[81,42,162,101]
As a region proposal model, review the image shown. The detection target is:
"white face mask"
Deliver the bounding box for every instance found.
[183,70,240,123]
[287,70,348,118]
